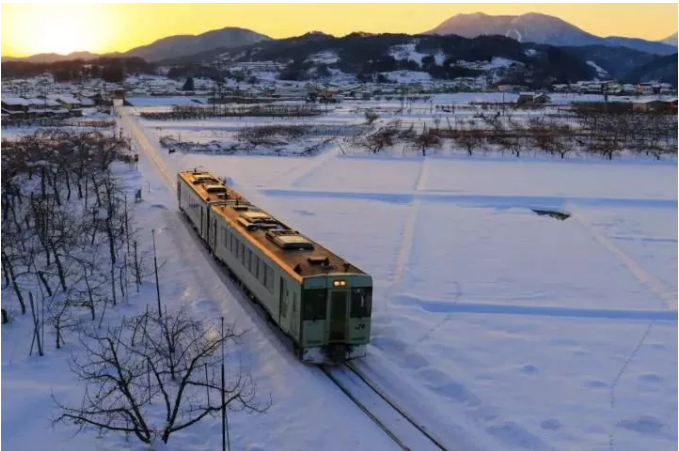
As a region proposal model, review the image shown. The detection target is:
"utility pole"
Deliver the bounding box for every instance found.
[221,317,231,451]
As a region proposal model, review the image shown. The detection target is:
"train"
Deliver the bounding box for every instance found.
[177,170,373,364]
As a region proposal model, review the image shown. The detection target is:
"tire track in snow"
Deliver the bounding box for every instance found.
[386,159,427,307]
[284,144,341,188]
[570,208,677,311]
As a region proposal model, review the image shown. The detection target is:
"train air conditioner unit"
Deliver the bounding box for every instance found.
[192,175,218,184]
[266,230,315,250]
[237,211,278,231]
[205,185,227,194]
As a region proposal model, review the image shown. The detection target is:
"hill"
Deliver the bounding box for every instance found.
[427,12,677,55]
[660,32,678,46]
[2,27,270,64]
[621,53,679,86]
[125,27,271,62]
[187,33,596,87]
[562,45,657,79]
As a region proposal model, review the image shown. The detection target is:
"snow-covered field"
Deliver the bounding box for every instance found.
[2,102,676,451]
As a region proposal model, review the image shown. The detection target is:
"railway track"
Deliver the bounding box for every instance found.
[322,363,449,451]
[118,106,449,451]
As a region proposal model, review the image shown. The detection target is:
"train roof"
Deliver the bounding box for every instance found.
[178,170,367,280]
[178,171,230,203]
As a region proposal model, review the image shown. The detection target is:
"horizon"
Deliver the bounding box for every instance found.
[1,3,677,57]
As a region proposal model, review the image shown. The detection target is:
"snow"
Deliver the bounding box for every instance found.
[587,60,609,78]
[388,43,428,64]
[2,99,676,451]
[380,71,432,83]
[308,51,339,65]
[126,96,209,107]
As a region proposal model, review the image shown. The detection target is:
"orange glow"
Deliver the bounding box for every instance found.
[2,3,677,57]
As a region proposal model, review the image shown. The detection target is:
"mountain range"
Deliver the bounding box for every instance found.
[2,13,677,64]
[2,28,270,64]
[427,12,677,55]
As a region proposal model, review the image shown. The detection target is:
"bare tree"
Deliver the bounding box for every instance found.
[54,307,269,445]
[411,127,443,157]
[455,128,485,157]
[364,110,379,125]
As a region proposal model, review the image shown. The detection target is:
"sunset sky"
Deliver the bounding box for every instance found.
[2,3,677,57]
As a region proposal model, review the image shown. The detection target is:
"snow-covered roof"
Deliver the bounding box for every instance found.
[633,97,665,104]
[1,97,30,106]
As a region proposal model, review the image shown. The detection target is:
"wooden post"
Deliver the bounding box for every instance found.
[152,230,161,317]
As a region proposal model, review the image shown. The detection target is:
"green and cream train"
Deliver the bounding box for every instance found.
[177,170,372,364]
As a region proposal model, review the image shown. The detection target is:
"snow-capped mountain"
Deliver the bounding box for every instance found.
[659,32,678,47]
[427,12,676,55]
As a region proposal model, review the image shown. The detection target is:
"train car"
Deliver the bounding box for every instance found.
[177,170,372,364]
[176,171,226,243]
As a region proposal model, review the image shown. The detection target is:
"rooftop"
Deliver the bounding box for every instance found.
[178,170,366,280]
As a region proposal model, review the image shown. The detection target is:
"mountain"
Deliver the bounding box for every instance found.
[428,12,600,46]
[124,27,270,62]
[621,53,678,86]
[427,12,677,55]
[199,32,596,87]
[660,32,678,46]
[1,51,104,63]
[2,27,270,64]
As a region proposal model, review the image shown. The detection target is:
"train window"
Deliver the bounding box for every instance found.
[247,250,253,273]
[265,265,274,293]
[350,287,372,318]
[303,289,327,321]
[251,254,259,277]
[258,259,266,284]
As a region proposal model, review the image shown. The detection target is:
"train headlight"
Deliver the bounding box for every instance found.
[333,280,347,287]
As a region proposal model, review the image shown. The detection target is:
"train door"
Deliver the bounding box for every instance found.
[209,219,217,251]
[200,207,204,238]
[328,291,348,342]
[279,277,288,330]
[290,291,299,340]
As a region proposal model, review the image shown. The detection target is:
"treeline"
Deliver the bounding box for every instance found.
[1,130,143,349]
[350,109,678,160]
[1,57,155,82]
[140,104,323,120]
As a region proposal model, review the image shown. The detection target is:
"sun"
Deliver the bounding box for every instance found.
[2,4,117,56]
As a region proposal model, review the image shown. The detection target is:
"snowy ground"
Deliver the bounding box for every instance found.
[2,102,676,451]
[137,107,677,451]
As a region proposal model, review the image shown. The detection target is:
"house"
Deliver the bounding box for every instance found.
[533,93,551,104]
[516,92,535,105]
[1,97,30,112]
[515,92,551,105]
[632,98,669,112]
[46,94,82,109]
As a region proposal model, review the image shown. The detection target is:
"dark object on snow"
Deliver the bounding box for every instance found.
[2,308,8,324]
[182,77,195,91]
[532,209,571,221]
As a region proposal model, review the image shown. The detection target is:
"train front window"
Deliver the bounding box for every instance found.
[303,289,327,321]
[350,287,372,318]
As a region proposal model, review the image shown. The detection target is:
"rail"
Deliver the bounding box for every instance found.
[321,363,449,451]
